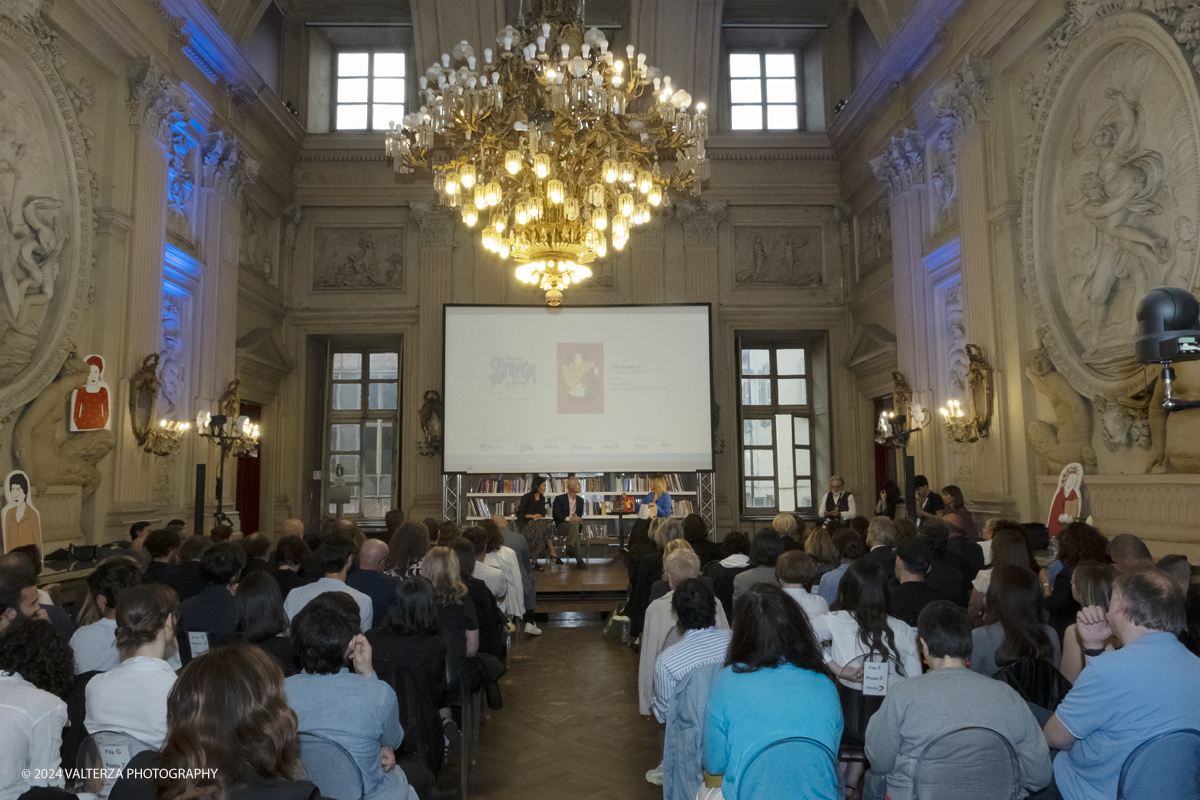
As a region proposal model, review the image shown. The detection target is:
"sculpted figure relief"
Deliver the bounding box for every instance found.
[1025,345,1097,473]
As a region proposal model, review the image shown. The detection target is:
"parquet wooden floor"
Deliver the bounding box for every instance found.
[467,616,664,800]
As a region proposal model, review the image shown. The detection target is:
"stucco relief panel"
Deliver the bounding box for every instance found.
[854,197,892,279]
[732,224,824,287]
[312,226,404,291]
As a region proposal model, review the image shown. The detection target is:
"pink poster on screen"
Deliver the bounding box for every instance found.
[557,343,604,414]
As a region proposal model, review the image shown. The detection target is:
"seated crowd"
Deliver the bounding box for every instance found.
[627,503,1200,800]
[0,513,535,800]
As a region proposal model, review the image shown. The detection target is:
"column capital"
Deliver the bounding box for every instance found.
[200,130,258,197]
[127,58,191,145]
[677,200,726,247]
[931,56,991,137]
[409,202,456,247]
[631,214,667,248]
[870,129,925,198]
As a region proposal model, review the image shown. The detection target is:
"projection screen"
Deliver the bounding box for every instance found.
[443,305,714,473]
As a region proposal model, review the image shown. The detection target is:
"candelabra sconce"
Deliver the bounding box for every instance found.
[129,353,191,456]
[938,344,994,443]
[876,403,927,449]
[194,405,261,526]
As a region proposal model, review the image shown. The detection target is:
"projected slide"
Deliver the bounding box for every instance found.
[444,305,713,472]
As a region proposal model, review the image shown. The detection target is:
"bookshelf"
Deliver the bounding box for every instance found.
[445,472,708,554]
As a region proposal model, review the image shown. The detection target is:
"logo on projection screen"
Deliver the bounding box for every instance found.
[558,343,603,414]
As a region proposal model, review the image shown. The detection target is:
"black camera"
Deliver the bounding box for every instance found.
[1136,288,1200,413]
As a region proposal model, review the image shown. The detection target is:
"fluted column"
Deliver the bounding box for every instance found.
[410,203,455,518]
[678,201,726,303]
[631,216,667,303]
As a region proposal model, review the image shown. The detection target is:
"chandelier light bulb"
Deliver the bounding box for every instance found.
[460,165,476,188]
[534,153,551,179]
[462,206,478,226]
[485,182,501,206]
[596,239,607,258]
[515,203,529,226]
[499,240,510,258]
[492,213,505,232]
[618,161,635,184]
[592,206,607,230]
[648,184,662,206]
[474,186,487,209]
[587,183,605,206]
[618,193,634,217]
[547,179,564,204]
[444,171,459,195]
[564,197,580,220]
[505,150,521,174]
[602,159,618,183]
[637,170,652,194]
[612,214,629,239]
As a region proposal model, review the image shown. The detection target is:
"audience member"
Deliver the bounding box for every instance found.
[863,601,1053,800]
[649,540,697,605]
[943,510,985,585]
[461,526,506,599]
[1,549,73,642]
[142,528,181,588]
[421,518,441,548]
[172,534,211,601]
[703,584,842,799]
[1047,523,1109,640]
[685,514,722,565]
[816,529,866,606]
[732,529,785,601]
[893,517,917,545]
[482,524,525,621]
[0,616,73,798]
[890,537,941,628]
[919,522,969,607]
[177,543,243,663]
[849,515,870,541]
[938,484,979,542]
[109,643,320,800]
[236,570,297,677]
[1184,581,1200,657]
[272,535,312,598]
[347,538,400,627]
[629,519,687,638]
[1059,562,1116,683]
[127,521,151,570]
[970,565,1061,677]
[0,560,42,635]
[968,527,1041,620]
[210,524,233,543]
[70,559,143,673]
[820,475,857,524]
[1045,568,1200,800]
[450,539,505,660]
[384,509,405,538]
[286,594,418,800]
[421,546,478,687]
[242,533,272,574]
[436,520,462,549]
[1106,533,1154,573]
[804,526,840,585]
[875,480,902,519]
[84,584,178,748]
[283,533,372,633]
[775,550,829,625]
[704,531,752,620]
[365,576,449,726]
[386,522,429,579]
[488,516,540,636]
[626,518,657,563]
[913,475,944,527]
[865,516,897,580]
[1156,554,1192,593]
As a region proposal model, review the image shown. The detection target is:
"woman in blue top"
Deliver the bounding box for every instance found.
[643,474,674,519]
[703,583,843,800]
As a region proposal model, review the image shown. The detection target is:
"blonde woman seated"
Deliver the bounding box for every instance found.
[1058,562,1118,683]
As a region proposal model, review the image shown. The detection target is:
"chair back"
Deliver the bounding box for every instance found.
[991,658,1072,714]
[837,652,908,748]
[376,659,443,776]
[913,726,1020,800]
[298,731,366,800]
[1117,728,1200,800]
[737,736,838,800]
[74,730,155,797]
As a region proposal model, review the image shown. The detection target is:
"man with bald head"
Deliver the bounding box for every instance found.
[346,537,398,627]
[280,518,305,538]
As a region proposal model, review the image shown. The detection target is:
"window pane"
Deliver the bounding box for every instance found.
[741,349,770,375]
[744,449,774,477]
[731,104,762,131]
[336,104,368,130]
[794,416,810,446]
[329,486,360,516]
[765,53,796,77]
[330,424,360,452]
[338,52,369,76]
[374,52,405,77]
[776,413,795,511]
[745,480,775,508]
[766,78,797,103]
[370,352,399,379]
[777,349,805,375]
[795,448,811,477]
[373,78,405,103]
[741,378,771,405]
[767,104,799,130]
[338,78,368,103]
[795,479,813,509]
[373,105,405,130]
[729,53,761,77]
[779,378,807,405]
[332,383,361,410]
[369,382,397,410]
[743,418,772,446]
[333,353,362,380]
[730,79,762,104]
[362,497,388,518]
[330,454,360,481]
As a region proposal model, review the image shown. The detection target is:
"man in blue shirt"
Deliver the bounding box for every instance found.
[817,530,865,606]
[1044,567,1200,800]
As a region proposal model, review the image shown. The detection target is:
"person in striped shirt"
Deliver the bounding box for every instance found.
[651,579,733,722]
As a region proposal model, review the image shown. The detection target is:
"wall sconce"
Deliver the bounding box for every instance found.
[129,353,190,456]
[939,344,994,443]
[876,404,927,449]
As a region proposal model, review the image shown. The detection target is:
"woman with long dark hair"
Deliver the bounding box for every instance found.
[937,484,978,542]
[970,565,1061,677]
[1046,522,1109,640]
[515,475,560,569]
[703,584,842,800]
[386,522,430,579]
[1058,562,1116,682]
[236,570,296,677]
[967,528,1040,620]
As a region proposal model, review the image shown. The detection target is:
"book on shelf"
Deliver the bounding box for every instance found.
[617,473,687,494]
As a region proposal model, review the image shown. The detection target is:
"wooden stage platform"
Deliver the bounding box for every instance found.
[533,560,629,614]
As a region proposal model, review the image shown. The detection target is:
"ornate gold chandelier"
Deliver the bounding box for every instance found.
[384,0,709,305]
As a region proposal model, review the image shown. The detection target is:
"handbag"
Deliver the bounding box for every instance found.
[602,602,631,641]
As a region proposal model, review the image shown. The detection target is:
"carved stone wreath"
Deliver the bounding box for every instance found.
[1021,10,1200,399]
[0,12,93,422]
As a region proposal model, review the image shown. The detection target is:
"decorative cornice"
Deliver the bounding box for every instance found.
[677,201,727,247]
[870,129,925,198]
[127,58,191,145]
[200,130,258,196]
[409,202,455,247]
[932,56,990,137]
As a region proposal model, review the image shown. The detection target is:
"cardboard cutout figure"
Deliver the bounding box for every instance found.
[70,354,111,431]
[1047,462,1084,539]
[2,470,41,553]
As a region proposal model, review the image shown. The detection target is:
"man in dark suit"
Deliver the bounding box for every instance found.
[142,528,181,588]
[552,477,587,569]
[177,543,242,665]
[346,538,398,626]
[866,516,897,581]
[271,534,312,599]
[172,535,211,601]
[914,475,944,528]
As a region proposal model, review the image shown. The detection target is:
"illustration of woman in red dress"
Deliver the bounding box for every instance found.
[1047,463,1083,539]
[71,354,110,431]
